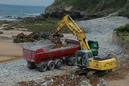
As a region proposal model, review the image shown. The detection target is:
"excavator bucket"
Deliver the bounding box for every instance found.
[49,33,63,43]
[49,33,65,48]
[52,34,62,43]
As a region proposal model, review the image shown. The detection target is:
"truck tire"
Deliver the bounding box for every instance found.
[48,61,55,70]
[55,60,63,69]
[38,62,47,72]
[66,57,77,66]
[72,57,77,66]
[27,61,36,69]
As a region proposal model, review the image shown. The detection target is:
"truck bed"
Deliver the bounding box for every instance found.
[23,43,80,63]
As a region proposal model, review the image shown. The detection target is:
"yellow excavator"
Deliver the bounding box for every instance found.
[53,15,116,76]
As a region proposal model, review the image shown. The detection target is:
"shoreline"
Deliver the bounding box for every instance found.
[0,14,42,21]
[0,4,45,21]
[0,16,129,86]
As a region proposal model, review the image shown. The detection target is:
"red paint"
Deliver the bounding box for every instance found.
[23,45,80,63]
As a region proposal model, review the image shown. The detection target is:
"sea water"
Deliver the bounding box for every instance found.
[0,4,46,20]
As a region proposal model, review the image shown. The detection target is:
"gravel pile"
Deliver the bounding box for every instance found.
[22,39,54,51]
[0,60,77,86]
[77,16,129,56]
[0,16,129,86]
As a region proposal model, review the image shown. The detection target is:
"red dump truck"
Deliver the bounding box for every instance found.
[23,43,80,72]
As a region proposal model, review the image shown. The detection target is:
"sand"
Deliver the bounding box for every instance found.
[0,27,31,63]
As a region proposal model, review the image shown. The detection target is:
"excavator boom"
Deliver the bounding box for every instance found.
[54,15,90,50]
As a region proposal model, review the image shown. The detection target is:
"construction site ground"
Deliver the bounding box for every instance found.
[0,16,129,86]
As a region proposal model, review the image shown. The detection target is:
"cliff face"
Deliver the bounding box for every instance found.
[46,0,129,17]
[45,0,71,12]
[113,24,129,55]
[113,31,129,54]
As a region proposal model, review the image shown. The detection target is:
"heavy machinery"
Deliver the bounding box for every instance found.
[53,15,99,56]
[23,15,116,74]
[23,15,98,72]
[53,15,116,76]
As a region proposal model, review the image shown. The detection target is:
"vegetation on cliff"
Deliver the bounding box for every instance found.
[46,0,129,18]
[115,24,129,42]
[118,3,129,18]
[23,18,58,32]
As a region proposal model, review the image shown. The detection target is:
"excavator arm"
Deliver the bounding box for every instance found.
[54,15,90,50]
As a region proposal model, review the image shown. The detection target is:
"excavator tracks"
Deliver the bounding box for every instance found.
[75,68,112,78]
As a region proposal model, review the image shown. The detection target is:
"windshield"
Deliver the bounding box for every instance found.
[88,41,99,49]
[93,42,98,49]
[77,52,85,58]
[77,51,93,59]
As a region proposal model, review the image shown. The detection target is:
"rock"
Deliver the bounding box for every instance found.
[21,15,46,23]
[45,9,84,19]
[13,33,27,43]
[0,31,3,34]
[80,80,91,86]
[13,32,51,43]
[44,9,105,20]
[97,78,109,86]
[83,14,103,20]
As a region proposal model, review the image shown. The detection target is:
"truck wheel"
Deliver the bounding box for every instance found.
[27,61,36,69]
[72,57,77,66]
[38,62,47,72]
[67,57,77,66]
[55,60,63,69]
[48,61,55,70]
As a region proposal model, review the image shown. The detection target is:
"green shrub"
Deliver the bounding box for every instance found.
[3,27,14,30]
[48,0,127,12]
[47,0,129,17]
[115,24,129,33]
[118,3,129,18]
[115,24,129,42]
[23,18,58,32]
[23,18,72,33]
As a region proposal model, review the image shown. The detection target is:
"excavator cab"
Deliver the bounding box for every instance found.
[65,38,99,56]
[76,50,93,67]
[88,41,99,56]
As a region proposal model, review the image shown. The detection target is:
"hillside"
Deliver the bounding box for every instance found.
[46,0,129,18]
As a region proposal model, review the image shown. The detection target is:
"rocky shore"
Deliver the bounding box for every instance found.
[0,16,129,86]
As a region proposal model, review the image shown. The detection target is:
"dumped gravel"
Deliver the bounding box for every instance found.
[0,16,129,86]
[0,60,77,86]
[77,16,129,56]
[22,39,54,51]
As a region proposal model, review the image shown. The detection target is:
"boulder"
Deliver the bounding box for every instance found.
[13,32,51,43]
[0,31,3,34]
[45,9,84,19]
[13,33,27,43]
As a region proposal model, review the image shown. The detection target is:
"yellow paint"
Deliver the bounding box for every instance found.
[54,15,90,50]
[87,58,116,70]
